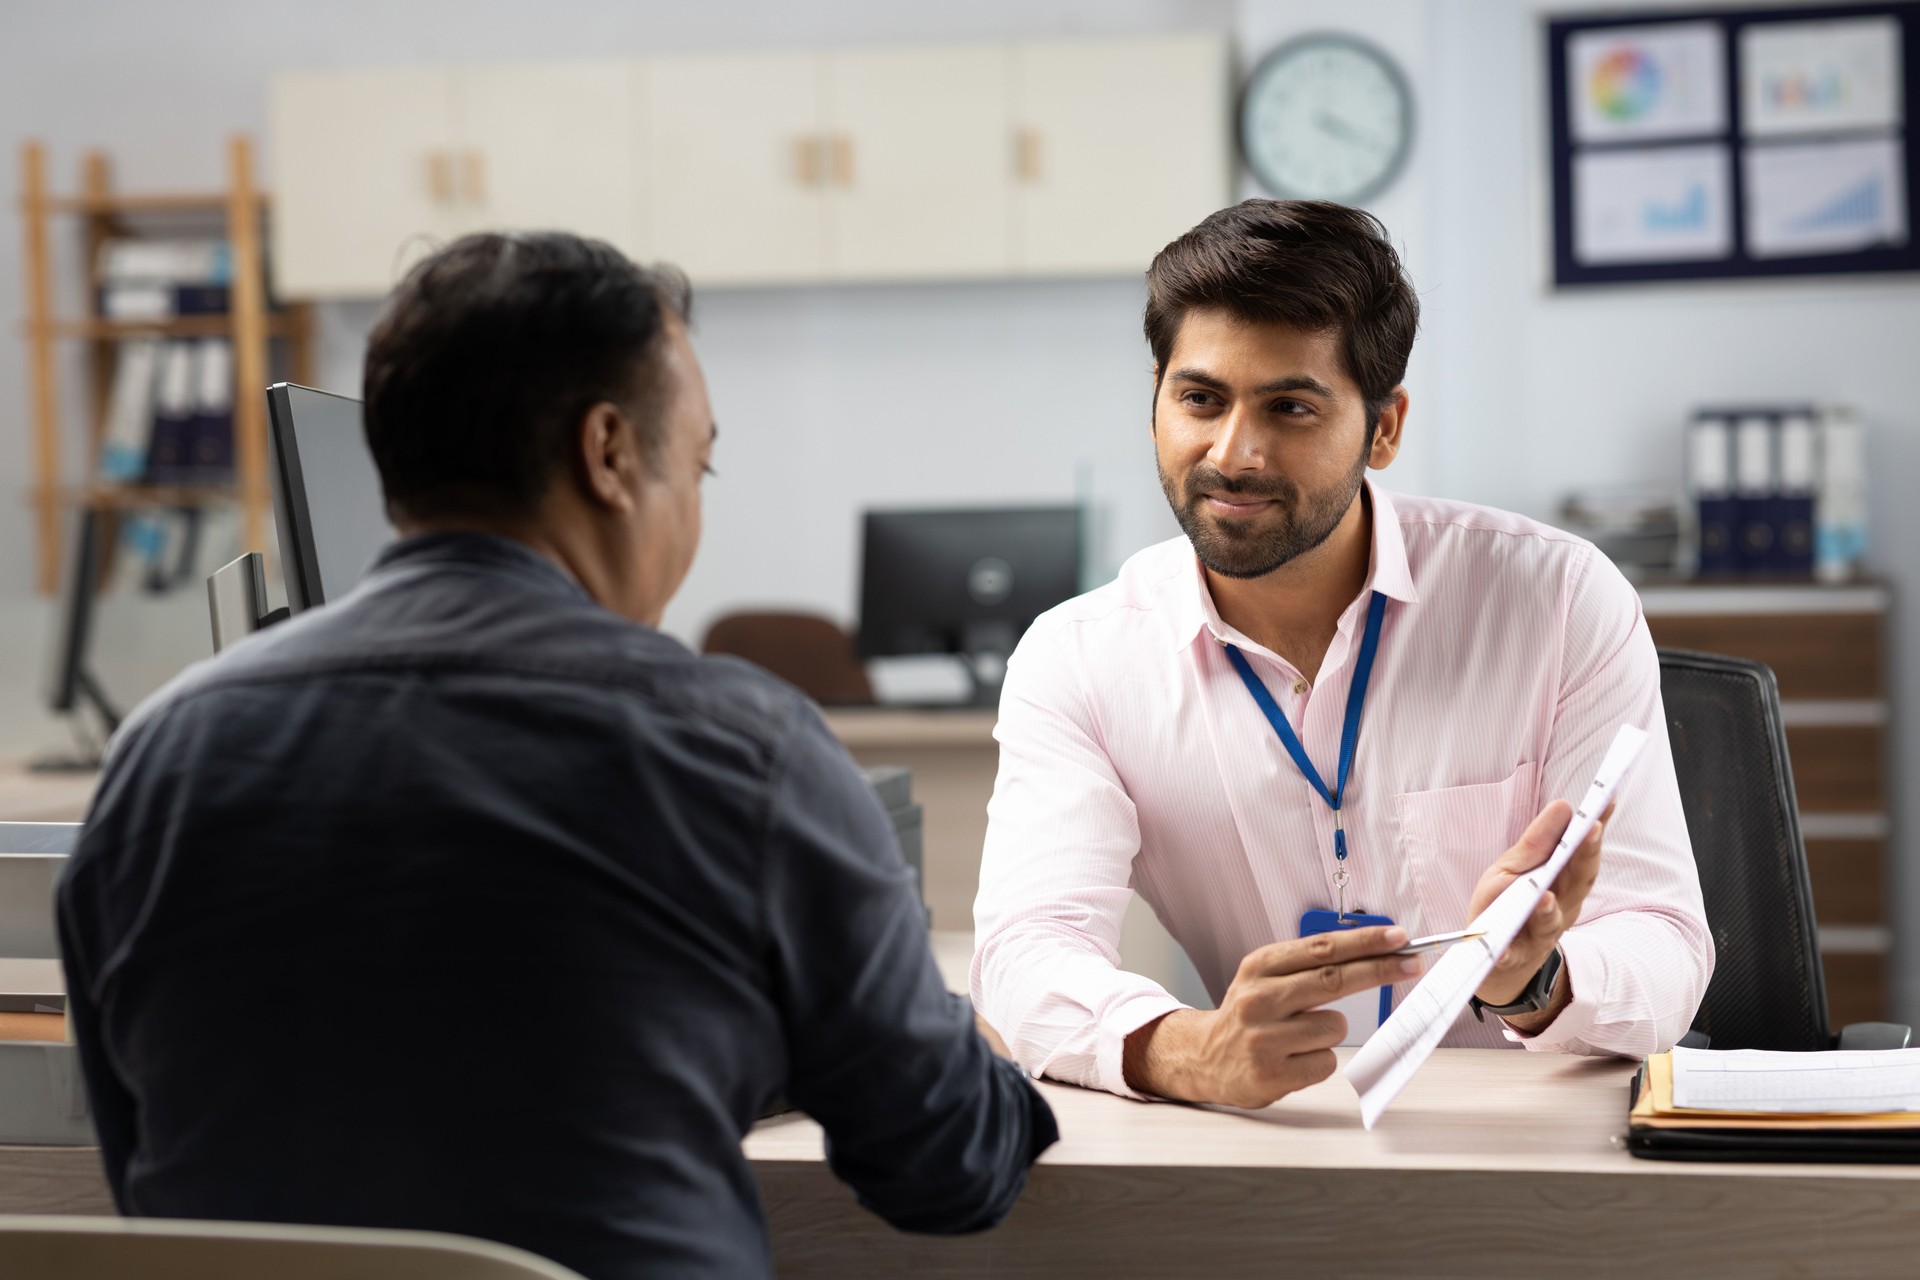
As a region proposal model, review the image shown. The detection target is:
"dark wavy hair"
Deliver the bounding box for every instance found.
[1144,200,1419,430]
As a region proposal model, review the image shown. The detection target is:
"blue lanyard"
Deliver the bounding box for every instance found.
[1222,591,1388,917]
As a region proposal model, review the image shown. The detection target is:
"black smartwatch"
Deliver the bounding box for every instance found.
[1469,947,1563,1022]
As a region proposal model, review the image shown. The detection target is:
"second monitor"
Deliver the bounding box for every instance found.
[858,506,1081,704]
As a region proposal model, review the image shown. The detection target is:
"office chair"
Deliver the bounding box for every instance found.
[701,611,874,705]
[0,1216,585,1280]
[1658,648,1908,1052]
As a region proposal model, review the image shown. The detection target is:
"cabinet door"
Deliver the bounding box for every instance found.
[824,46,1013,281]
[454,61,642,259]
[1012,35,1232,276]
[647,52,827,285]
[269,68,459,298]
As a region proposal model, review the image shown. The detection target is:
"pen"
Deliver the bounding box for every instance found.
[1393,928,1486,957]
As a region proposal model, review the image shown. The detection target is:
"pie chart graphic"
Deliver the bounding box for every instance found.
[1589,46,1662,122]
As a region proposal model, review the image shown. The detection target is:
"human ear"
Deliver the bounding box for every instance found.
[578,402,639,514]
[1368,387,1409,470]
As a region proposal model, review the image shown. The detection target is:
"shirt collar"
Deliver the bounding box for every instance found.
[367,532,593,604]
[1163,477,1421,654]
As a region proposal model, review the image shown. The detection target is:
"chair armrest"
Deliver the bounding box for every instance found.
[1675,1029,1711,1050]
[1837,1021,1912,1051]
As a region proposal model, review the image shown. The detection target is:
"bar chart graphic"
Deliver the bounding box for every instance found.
[1747,138,1907,258]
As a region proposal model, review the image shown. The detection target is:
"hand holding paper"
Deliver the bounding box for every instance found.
[1463,796,1613,1016]
[1343,724,1650,1128]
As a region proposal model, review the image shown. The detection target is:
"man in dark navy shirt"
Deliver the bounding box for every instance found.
[58,232,1056,1280]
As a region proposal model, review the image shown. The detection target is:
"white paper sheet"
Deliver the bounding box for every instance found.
[1670,1046,1920,1114]
[1344,724,1649,1128]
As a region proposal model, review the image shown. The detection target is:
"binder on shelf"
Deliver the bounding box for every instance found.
[184,338,234,479]
[99,282,231,320]
[98,340,161,483]
[97,238,230,284]
[143,341,196,484]
[1733,413,1778,575]
[1777,412,1817,578]
[1817,406,1869,583]
[95,237,233,321]
[1686,413,1737,576]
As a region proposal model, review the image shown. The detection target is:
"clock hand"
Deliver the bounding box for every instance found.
[1313,110,1390,153]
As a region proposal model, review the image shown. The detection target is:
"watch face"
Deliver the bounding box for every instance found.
[1240,34,1414,204]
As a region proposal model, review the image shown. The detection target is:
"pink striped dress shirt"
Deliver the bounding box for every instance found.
[972,483,1714,1099]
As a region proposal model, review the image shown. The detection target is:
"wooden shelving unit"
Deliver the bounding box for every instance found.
[16,135,315,594]
[1640,581,1895,1030]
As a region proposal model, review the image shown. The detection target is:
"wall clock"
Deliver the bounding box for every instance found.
[1241,33,1415,204]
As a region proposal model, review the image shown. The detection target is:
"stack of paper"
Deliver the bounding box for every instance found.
[1627,1049,1920,1162]
[1670,1045,1920,1115]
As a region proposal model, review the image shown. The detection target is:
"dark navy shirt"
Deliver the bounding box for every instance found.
[59,534,1055,1280]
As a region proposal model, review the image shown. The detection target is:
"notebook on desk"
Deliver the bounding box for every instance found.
[1629,1048,1920,1163]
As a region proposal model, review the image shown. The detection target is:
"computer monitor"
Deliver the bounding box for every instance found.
[267,383,393,612]
[857,506,1081,701]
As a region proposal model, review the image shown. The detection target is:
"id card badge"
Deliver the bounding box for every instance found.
[1299,909,1395,1046]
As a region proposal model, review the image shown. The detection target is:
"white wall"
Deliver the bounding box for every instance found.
[0,0,1225,752]
[7,0,1920,1018]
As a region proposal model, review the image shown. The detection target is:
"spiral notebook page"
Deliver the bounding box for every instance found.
[1344,724,1649,1128]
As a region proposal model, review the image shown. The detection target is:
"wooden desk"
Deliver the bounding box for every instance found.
[749,1048,1920,1277]
[9,1024,1920,1273]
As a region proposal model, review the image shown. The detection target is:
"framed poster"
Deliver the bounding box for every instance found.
[1548,4,1919,286]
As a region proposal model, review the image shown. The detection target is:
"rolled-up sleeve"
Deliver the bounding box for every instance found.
[972,614,1188,1099]
[1508,549,1715,1057]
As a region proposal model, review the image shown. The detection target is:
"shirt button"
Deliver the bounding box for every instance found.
[1292,680,1309,695]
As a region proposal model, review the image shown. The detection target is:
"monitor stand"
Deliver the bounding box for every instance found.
[30,508,123,774]
[207,552,289,652]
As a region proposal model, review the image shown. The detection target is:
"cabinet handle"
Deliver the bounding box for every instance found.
[460,150,487,204]
[426,150,454,204]
[793,136,824,187]
[829,134,854,187]
[1015,128,1043,183]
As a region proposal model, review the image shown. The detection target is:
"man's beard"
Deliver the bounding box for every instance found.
[1159,444,1370,581]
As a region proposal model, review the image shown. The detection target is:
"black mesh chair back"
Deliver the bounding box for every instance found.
[1659,648,1830,1051]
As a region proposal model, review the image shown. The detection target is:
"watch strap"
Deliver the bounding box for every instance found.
[1470,946,1563,1022]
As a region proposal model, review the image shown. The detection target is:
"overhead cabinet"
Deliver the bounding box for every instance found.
[646,53,828,285]
[271,63,642,297]
[270,35,1230,296]
[1013,35,1232,275]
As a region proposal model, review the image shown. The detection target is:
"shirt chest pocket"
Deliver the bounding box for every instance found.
[1393,762,1540,935]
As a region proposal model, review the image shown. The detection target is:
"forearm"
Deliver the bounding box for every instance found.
[1120,1008,1212,1100]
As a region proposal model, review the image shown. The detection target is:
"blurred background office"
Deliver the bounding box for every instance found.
[3,0,1917,1028]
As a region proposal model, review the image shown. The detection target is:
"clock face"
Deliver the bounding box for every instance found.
[1241,34,1414,204]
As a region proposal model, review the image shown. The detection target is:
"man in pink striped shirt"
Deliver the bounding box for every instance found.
[972,201,1713,1108]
